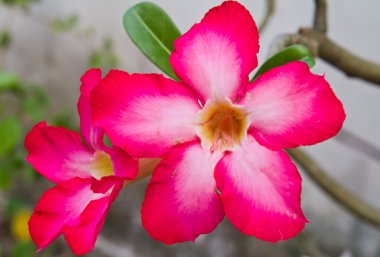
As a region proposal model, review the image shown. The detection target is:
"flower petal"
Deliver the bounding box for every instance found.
[25,122,92,183]
[215,136,307,242]
[63,181,122,255]
[170,1,259,102]
[28,178,111,252]
[240,61,345,150]
[91,71,200,158]
[78,68,104,150]
[141,141,224,244]
[106,147,138,179]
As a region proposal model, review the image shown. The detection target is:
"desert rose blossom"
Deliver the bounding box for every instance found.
[25,69,138,255]
[91,1,345,244]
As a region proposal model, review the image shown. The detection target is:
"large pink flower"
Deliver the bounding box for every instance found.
[25,69,138,255]
[90,1,345,244]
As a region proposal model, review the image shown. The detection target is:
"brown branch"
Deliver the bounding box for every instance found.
[313,0,328,33]
[336,129,380,162]
[267,29,380,86]
[300,28,380,86]
[267,33,318,57]
[258,0,275,34]
[288,148,380,229]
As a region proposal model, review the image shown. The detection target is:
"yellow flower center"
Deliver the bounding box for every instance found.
[90,151,114,179]
[197,101,247,152]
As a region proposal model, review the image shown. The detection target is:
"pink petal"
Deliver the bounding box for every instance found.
[214,136,307,242]
[78,68,104,150]
[106,147,138,179]
[29,178,113,252]
[240,61,345,150]
[91,70,200,158]
[25,122,92,183]
[63,181,123,255]
[141,141,224,244]
[170,1,259,102]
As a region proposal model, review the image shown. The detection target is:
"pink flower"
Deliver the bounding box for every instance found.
[25,69,138,255]
[90,1,345,244]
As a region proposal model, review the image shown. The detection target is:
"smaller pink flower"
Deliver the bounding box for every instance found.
[90,1,345,244]
[25,69,137,255]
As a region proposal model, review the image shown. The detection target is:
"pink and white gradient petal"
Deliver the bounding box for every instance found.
[28,178,110,252]
[141,141,224,244]
[91,71,200,158]
[170,1,259,102]
[78,68,104,150]
[215,136,307,242]
[25,122,92,184]
[241,61,345,150]
[63,182,122,255]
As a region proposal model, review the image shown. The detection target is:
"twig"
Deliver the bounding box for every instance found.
[267,33,318,57]
[288,148,380,229]
[258,0,275,34]
[313,0,328,33]
[336,129,380,162]
[299,28,380,86]
[267,29,380,86]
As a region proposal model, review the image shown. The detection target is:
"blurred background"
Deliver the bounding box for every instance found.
[0,0,379,256]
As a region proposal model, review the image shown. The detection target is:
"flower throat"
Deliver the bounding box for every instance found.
[198,101,247,152]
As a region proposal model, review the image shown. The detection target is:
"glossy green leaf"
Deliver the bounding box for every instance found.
[124,2,181,79]
[252,44,315,81]
[0,117,22,156]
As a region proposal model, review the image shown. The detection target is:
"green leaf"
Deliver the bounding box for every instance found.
[124,2,181,79]
[252,44,315,81]
[0,117,22,156]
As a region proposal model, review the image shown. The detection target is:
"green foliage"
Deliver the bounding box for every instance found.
[11,242,35,257]
[21,86,48,121]
[1,0,40,7]
[0,117,22,156]
[51,15,78,32]
[5,198,25,218]
[0,73,22,93]
[124,2,181,79]
[252,44,315,80]
[89,37,119,70]
[0,30,11,49]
